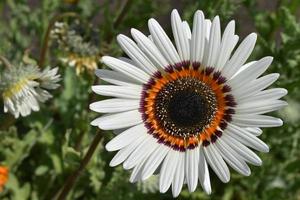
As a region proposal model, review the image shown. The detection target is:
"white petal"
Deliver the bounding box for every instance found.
[190,10,205,63]
[203,144,230,183]
[215,139,251,176]
[102,56,150,84]
[148,18,181,65]
[90,98,140,113]
[205,19,212,39]
[117,34,157,74]
[222,33,257,79]
[129,158,147,183]
[91,85,142,99]
[199,147,211,194]
[118,57,136,65]
[159,150,180,193]
[228,56,273,87]
[109,134,146,167]
[215,20,237,70]
[244,127,263,136]
[185,148,199,192]
[232,114,283,127]
[238,88,288,104]
[233,73,280,99]
[222,133,262,166]
[182,21,192,39]
[172,152,185,198]
[123,136,157,169]
[204,16,221,67]
[95,69,137,86]
[91,110,142,130]
[233,61,257,77]
[105,124,147,151]
[131,28,169,69]
[235,100,288,114]
[141,144,170,180]
[171,9,190,61]
[226,123,270,152]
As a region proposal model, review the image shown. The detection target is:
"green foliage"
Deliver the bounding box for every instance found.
[0,0,299,199]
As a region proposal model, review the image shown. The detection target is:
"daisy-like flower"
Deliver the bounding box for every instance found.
[0,64,60,118]
[90,9,287,197]
[51,22,100,75]
[0,166,8,192]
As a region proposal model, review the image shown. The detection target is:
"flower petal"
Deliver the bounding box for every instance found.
[222,133,262,166]
[185,148,199,192]
[222,33,257,79]
[95,69,138,86]
[190,10,206,63]
[91,85,142,99]
[172,152,185,197]
[199,147,211,194]
[226,123,270,152]
[105,124,147,151]
[90,98,140,113]
[171,9,190,61]
[141,145,170,180]
[91,110,142,130]
[117,34,157,74]
[148,18,181,64]
[102,56,150,84]
[204,144,230,183]
[215,139,251,176]
[131,28,169,69]
[159,150,180,193]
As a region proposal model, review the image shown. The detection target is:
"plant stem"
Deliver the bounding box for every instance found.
[113,0,133,28]
[0,55,12,69]
[39,12,80,68]
[55,130,103,200]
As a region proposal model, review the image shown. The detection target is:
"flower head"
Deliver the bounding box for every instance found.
[0,64,61,118]
[51,22,100,75]
[90,9,287,197]
[0,166,8,192]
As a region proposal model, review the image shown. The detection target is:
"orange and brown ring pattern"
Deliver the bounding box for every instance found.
[140,61,236,151]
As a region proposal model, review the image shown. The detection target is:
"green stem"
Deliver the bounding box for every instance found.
[54,130,103,200]
[39,12,80,68]
[113,0,133,28]
[0,55,12,69]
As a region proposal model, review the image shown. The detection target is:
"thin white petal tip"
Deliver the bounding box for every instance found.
[116,34,125,41]
[195,10,204,16]
[105,142,115,152]
[148,18,156,25]
[277,118,284,127]
[249,32,257,39]
[260,144,270,153]
[90,118,99,126]
[205,189,212,195]
[282,89,288,95]
[171,9,179,15]
[100,56,110,63]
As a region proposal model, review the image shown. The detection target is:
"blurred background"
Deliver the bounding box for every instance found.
[0,0,299,199]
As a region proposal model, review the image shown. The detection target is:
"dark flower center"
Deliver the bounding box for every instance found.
[154,77,217,137]
[168,90,209,127]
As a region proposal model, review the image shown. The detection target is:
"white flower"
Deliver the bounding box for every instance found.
[90,9,287,197]
[0,65,61,118]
